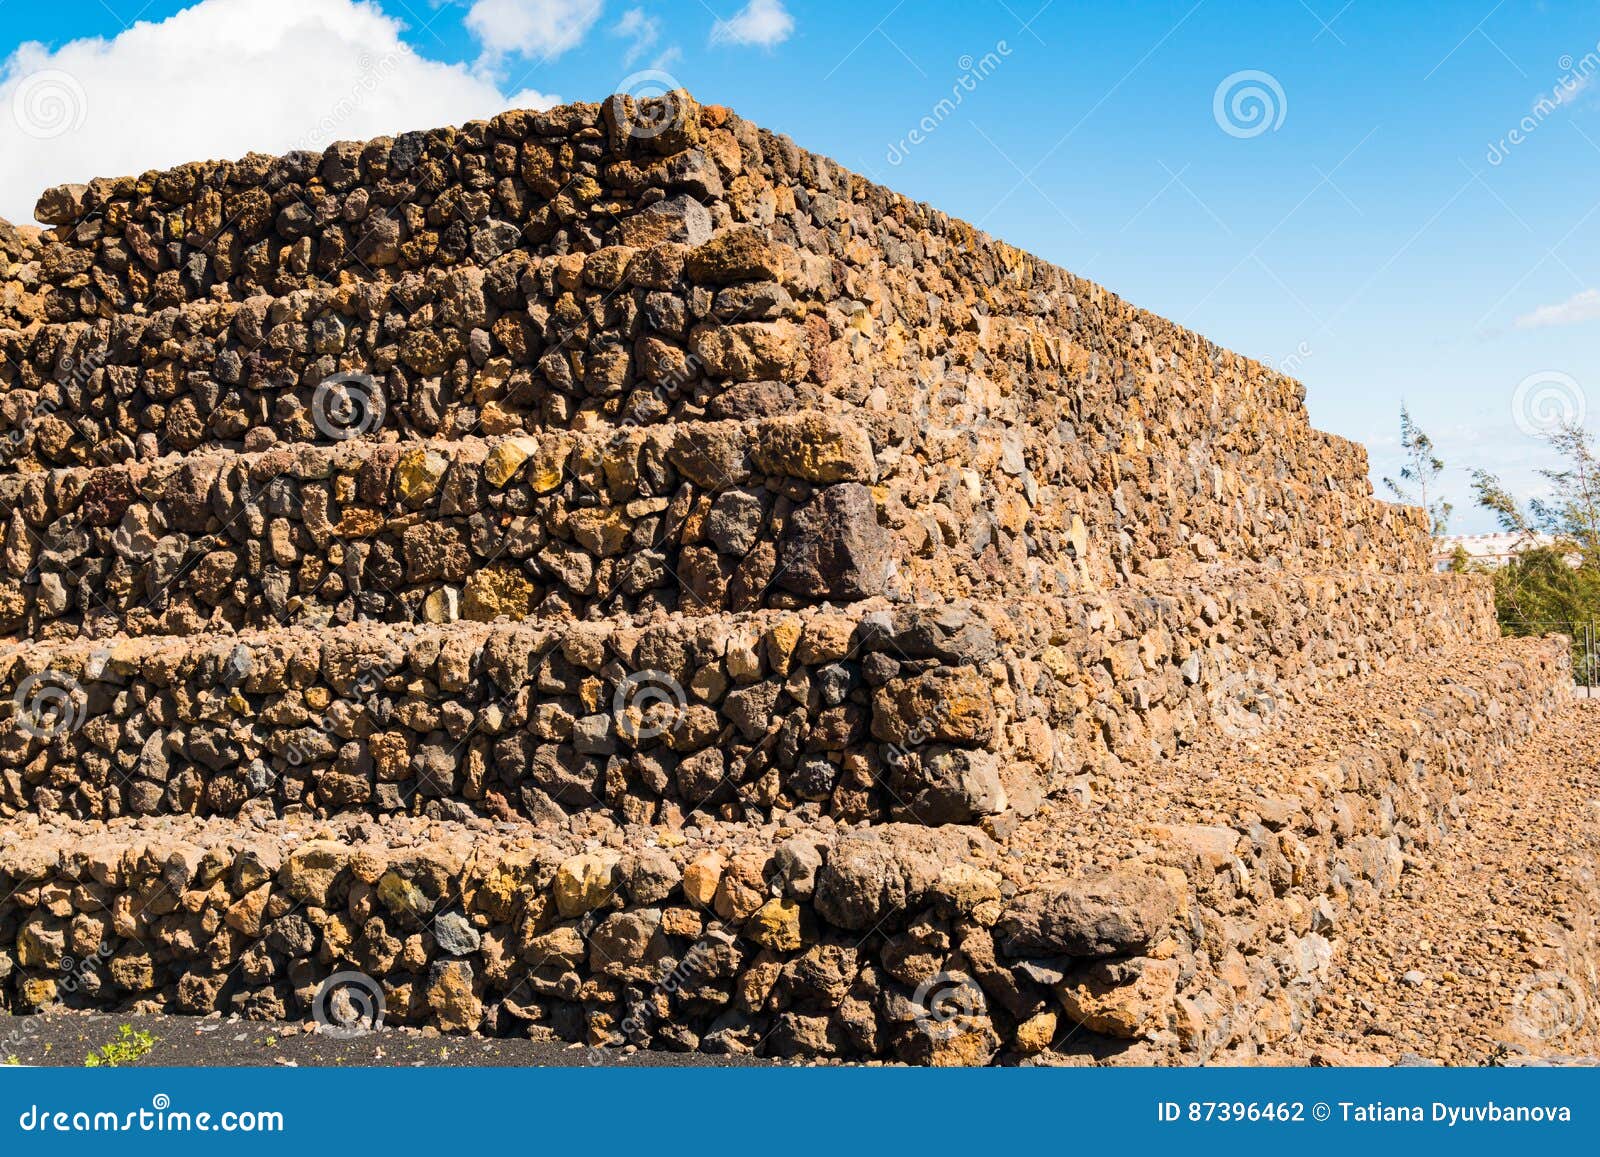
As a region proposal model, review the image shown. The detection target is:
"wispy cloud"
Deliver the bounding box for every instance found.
[1538,71,1591,111]
[1515,288,1600,329]
[612,7,661,67]
[710,0,794,48]
[466,0,604,67]
[0,0,560,224]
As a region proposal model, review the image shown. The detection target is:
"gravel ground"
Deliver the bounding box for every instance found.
[0,1011,777,1067]
[1256,698,1600,1066]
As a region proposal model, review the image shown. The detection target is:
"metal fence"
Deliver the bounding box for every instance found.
[1505,619,1599,691]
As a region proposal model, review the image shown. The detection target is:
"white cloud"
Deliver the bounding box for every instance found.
[710,0,794,48]
[1515,289,1600,329]
[0,0,560,225]
[612,7,661,67]
[1550,72,1591,107]
[466,0,605,65]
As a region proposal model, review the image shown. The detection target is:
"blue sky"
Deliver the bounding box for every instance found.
[3,0,1598,533]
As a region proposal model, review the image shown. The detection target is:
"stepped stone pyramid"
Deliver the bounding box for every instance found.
[0,93,1572,1063]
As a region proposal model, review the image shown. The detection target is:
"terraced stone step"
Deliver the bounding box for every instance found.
[2,252,827,465]
[0,809,1009,1059]
[0,598,1028,828]
[4,399,1430,643]
[1,94,1427,582]
[23,98,772,320]
[2,251,1370,489]
[2,417,907,640]
[0,572,1492,827]
[0,637,1570,1061]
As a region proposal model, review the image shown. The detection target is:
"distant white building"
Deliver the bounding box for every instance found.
[1431,532,1564,572]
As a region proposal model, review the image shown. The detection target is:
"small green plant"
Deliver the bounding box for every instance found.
[84,1024,155,1067]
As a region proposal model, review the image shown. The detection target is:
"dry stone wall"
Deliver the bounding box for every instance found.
[0,638,1571,1063]
[0,93,1554,1061]
[1,571,1493,830]
[2,420,894,640]
[0,220,41,332]
[2,93,1427,595]
[2,413,1426,645]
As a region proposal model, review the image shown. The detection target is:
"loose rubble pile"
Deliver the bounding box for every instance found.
[1256,699,1600,1067]
[0,92,1577,1063]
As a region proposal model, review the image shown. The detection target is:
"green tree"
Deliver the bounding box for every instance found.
[1486,548,1600,684]
[1472,420,1600,552]
[1489,546,1600,629]
[1473,419,1600,683]
[1383,405,1451,536]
